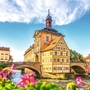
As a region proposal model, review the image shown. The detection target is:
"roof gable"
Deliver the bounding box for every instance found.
[41,37,61,51]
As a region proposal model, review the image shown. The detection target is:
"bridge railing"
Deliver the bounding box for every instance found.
[70,61,87,63]
[8,61,40,65]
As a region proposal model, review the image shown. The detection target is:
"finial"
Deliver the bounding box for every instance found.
[48,9,50,15]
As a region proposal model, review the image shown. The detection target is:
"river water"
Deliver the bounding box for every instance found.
[10,70,90,90]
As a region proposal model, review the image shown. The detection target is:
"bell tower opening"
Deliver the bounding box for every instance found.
[49,21,51,25]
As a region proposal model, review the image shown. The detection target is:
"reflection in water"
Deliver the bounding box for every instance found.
[10,70,90,90]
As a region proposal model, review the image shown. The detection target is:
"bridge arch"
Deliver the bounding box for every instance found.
[15,65,41,76]
[70,64,87,75]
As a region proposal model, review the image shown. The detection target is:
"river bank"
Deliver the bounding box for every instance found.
[10,70,90,90]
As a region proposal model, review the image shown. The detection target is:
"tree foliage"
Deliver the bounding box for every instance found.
[70,49,85,62]
[0,62,8,70]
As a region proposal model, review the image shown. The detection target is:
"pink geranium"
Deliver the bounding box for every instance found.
[0,64,15,79]
[3,64,15,74]
[87,66,90,73]
[76,77,87,86]
[17,72,37,88]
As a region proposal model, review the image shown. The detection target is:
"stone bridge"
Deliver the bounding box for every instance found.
[70,62,88,75]
[8,62,41,76]
[7,62,88,76]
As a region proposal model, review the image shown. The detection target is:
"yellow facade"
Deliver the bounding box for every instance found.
[41,36,70,74]
[24,32,70,74]
[24,11,70,74]
[42,50,53,73]
[24,45,35,62]
[0,47,12,62]
[24,49,35,62]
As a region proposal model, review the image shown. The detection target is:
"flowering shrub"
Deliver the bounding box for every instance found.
[17,72,37,88]
[87,66,90,73]
[85,84,90,90]
[0,79,25,90]
[27,82,62,90]
[87,61,90,78]
[0,65,90,90]
[66,76,90,90]
[17,72,62,90]
[0,64,63,90]
[0,64,15,80]
[76,77,87,86]
[66,82,79,90]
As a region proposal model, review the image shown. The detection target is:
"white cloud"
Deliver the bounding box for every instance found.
[0,0,90,25]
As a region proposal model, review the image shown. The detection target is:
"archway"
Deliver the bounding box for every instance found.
[15,66,41,76]
[71,65,87,76]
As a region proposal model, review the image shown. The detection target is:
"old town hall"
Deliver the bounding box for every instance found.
[24,10,70,74]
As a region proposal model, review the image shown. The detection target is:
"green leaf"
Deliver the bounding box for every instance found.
[36,82,46,90]
[46,83,60,90]
[35,82,61,90]
[27,84,36,90]
[66,82,79,90]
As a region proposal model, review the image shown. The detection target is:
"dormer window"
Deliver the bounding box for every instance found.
[46,36,49,42]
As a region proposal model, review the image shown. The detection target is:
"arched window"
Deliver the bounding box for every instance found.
[46,36,49,41]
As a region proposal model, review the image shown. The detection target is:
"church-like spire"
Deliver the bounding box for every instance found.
[48,9,50,15]
[45,9,52,28]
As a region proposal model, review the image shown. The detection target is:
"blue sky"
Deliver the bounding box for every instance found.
[0,0,90,62]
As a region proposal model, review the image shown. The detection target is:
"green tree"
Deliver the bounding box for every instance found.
[70,49,85,62]
[0,62,8,70]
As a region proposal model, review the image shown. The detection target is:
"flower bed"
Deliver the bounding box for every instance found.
[0,64,90,90]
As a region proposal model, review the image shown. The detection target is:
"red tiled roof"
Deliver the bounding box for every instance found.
[85,54,90,59]
[0,47,10,51]
[41,37,61,51]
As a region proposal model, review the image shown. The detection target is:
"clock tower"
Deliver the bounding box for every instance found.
[45,9,52,28]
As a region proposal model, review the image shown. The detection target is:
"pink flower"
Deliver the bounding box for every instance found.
[87,66,90,73]
[3,64,15,75]
[0,64,15,80]
[76,77,87,86]
[17,72,37,88]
